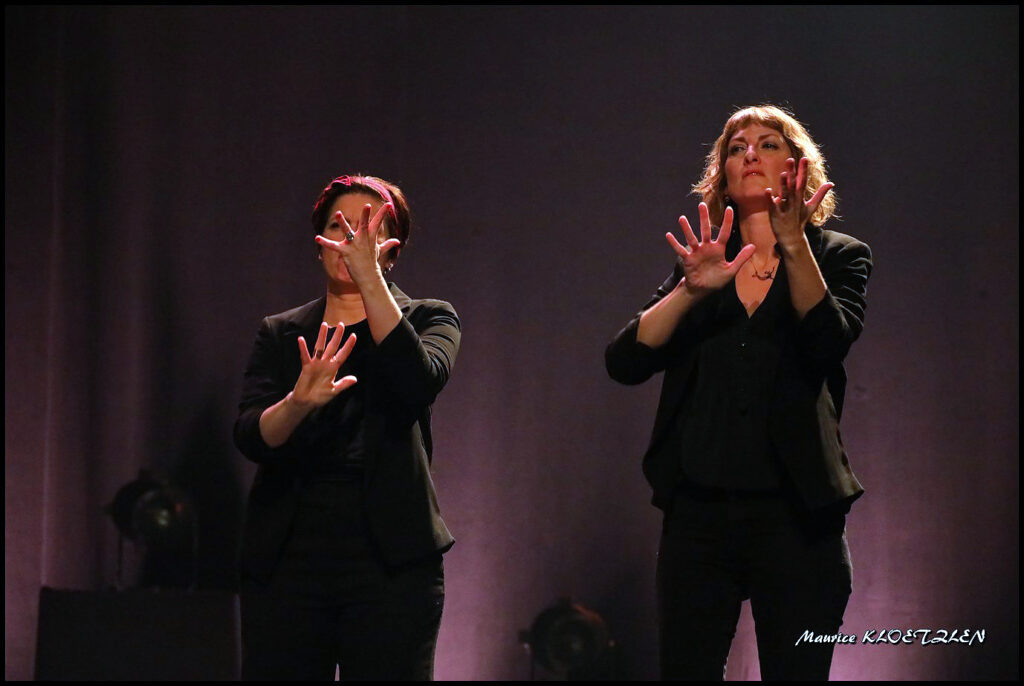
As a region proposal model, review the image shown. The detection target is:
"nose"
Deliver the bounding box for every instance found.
[743,144,759,163]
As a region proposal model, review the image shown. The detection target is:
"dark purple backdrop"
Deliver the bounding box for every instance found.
[6,6,1018,680]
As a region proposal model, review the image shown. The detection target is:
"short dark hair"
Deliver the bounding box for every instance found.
[310,174,412,266]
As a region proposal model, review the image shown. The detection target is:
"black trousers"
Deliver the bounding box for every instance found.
[240,478,445,681]
[657,484,852,681]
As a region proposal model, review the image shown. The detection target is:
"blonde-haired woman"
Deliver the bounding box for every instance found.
[606,105,872,680]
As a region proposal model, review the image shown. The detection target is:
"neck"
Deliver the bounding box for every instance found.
[737,208,778,258]
[324,281,367,325]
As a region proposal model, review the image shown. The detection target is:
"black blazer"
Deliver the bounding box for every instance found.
[233,283,459,581]
[606,225,872,511]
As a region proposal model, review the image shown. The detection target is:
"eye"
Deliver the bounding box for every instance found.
[762,141,779,150]
[729,144,745,154]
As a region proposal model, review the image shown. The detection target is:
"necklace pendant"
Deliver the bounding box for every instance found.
[749,259,776,281]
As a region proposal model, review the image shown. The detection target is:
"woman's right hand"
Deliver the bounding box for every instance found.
[666,203,755,295]
[292,322,358,409]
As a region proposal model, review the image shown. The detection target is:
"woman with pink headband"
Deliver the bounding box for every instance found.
[607,106,872,680]
[234,174,460,680]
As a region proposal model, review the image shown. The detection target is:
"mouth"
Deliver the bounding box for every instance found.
[743,170,764,178]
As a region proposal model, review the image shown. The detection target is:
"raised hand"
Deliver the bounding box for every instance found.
[666,203,756,295]
[764,157,834,251]
[315,202,402,287]
[292,322,358,409]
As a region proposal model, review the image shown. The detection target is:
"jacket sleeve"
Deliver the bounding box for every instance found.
[374,301,461,409]
[796,237,873,370]
[233,317,293,465]
[605,261,688,385]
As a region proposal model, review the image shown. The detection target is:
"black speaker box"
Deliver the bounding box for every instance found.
[35,587,240,680]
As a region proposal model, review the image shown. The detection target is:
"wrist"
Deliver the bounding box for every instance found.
[777,233,811,260]
[355,268,388,297]
[678,278,711,301]
[285,390,315,414]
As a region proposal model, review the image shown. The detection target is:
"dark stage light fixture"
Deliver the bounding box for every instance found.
[105,470,198,589]
[519,598,616,680]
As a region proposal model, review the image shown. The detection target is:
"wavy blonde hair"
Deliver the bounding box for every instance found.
[692,105,837,227]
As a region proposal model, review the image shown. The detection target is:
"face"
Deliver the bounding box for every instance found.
[723,122,794,207]
[319,192,393,283]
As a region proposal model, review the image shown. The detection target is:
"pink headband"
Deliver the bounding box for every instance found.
[336,175,398,221]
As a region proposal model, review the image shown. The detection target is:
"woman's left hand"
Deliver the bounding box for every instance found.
[315,203,402,288]
[764,157,834,253]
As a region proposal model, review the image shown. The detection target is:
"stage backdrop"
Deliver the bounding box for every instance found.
[6,6,1018,680]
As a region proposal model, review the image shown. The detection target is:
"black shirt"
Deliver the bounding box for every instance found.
[676,238,795,491]
[605,226,872,511]
[234,285,462,574]
[298,319,374,477]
